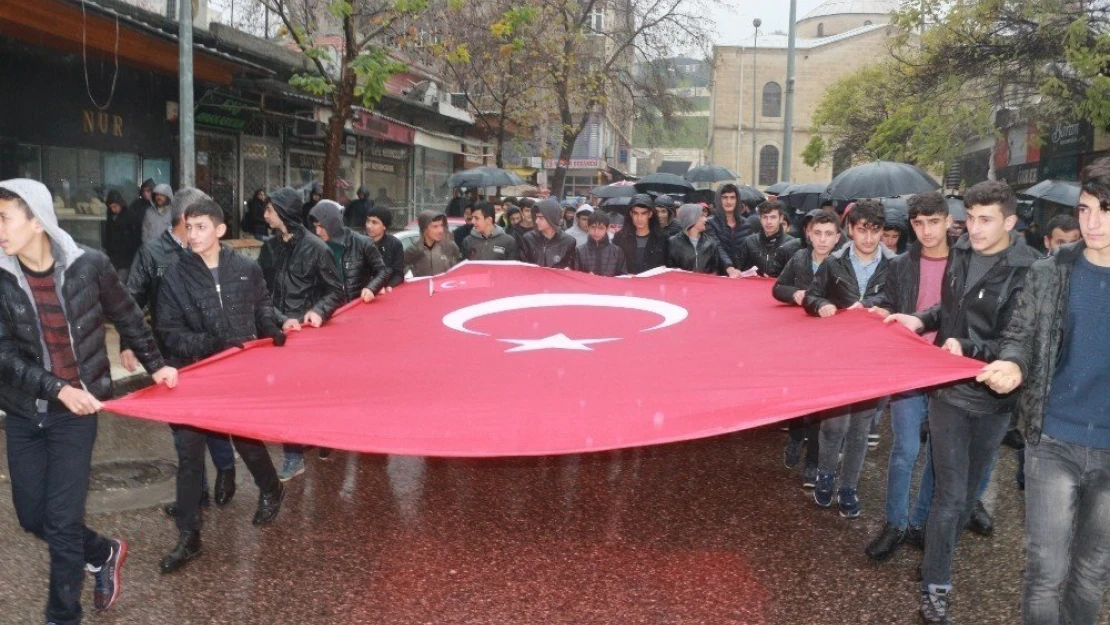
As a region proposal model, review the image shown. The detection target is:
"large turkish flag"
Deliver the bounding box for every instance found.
[106,262,981,457]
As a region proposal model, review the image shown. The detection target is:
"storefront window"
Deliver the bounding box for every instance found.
[414,146,453,218]
[16,144,41,180]
[363,142,411,213]
[143,158,172,186]
[196,133,239,228]
[288,150,353,203]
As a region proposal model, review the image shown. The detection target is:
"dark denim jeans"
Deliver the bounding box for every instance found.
[1023,435,1110,625]
[920,396,1010,590]
[171,427,235,492]
[818,400,878,490]
[6,411,112,625]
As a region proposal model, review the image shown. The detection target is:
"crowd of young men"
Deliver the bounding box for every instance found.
[1,163,1107,625]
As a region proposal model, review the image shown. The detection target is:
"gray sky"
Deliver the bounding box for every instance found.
[709,0,830,46]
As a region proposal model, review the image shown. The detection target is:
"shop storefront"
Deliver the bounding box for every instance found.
[0,41,176,249]
[287,149,358,203]
[544,159,605,198]
[413,130,463,218]
[1038,120,1094,182]
[362,142,411,211]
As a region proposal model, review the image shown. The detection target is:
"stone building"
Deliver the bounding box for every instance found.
[708,0,902,186]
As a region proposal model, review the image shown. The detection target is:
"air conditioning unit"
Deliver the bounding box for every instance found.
[293,119,325,138]
[450,93,468,108]
[405,80,440,107]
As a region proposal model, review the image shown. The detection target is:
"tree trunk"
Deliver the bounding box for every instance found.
[323,111,345,200]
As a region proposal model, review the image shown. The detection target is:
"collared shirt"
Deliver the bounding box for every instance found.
[848,244,881,296]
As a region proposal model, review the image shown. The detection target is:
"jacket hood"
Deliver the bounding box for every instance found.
[152,183,174,201]
[140,178,155,191]
[417,210,445,234]
[676,203,702,232]
[269,187,305,227]
[714,183,748,220]
[357,185,369,198]
[536,199,563,232]
[575,205,594,217]
[0,178,84,278]
[105,189,127,209]
[309,200,347,243]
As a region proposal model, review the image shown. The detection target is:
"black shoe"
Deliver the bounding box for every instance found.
[90,537,127,610]
[865,523,905,562]
[159,531,201,574]
[214,468,236,506]
[163,490,209,517]
[967,500,993,536]
[905,525,926,550]
[1002,428,1025,450]
[318,447,333,460]
[252,483,285,526]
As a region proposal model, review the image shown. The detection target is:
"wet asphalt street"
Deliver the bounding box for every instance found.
[0,411,1105,625]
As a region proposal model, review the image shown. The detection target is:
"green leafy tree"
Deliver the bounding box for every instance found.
[260,0,426,198]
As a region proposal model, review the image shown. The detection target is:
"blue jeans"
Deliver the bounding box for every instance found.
[818,401,877,490]
[1023,435,1110,625]
[884,391,930,529]
[171,428,235,491]
[6,412,112,625]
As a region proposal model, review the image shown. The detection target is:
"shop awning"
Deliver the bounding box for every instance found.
[415,130,464,155]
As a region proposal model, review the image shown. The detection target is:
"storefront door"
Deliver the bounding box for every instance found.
[196,132,239,230]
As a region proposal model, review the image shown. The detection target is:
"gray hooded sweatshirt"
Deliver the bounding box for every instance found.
[142,183,176,245]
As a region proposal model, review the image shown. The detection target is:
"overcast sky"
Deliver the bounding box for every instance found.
[709,0,831,46]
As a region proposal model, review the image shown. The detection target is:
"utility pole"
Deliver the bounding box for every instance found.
[751,19,761,185]
[179,0,195,186]
[782,0,798,182]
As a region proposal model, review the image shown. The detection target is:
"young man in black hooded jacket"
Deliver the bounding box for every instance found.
[309,199,387,302]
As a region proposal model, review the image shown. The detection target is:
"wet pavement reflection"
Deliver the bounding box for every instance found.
[0,413,1105,624]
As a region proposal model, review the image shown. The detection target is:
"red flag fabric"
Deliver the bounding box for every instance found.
[105,262,982,457]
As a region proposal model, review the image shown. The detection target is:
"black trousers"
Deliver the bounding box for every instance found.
[7,411,112,625]
[172,425,280,532]
[787,415,821,466]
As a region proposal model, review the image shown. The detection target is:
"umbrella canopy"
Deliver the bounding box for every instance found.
[730,184,767,206]
[601,196,633,209]
[880,197,909,229]
[946,197,967,222]
[778,183,828,214]
[447,166,525,189]
[764,181,792,195]
[684,165,740,184]
[827,161,939,201]
[1020,180,1081,207]
[590,181,638,198]
[635,173,695,195]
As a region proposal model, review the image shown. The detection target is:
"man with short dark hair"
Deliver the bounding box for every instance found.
[404,210,462,277]
[1044,213,1082,253]
[0,179,178,623]
[775,210,841,488]
[576,211,627,276]
[365,205,404,288]
[887,180,1040,624]
[804,199,894,519]
[454,202,475,249]
[155,198,296,574]
[463,202,519,261]
[520,199,577,269]
[979,159,1110,625]
[736,200,796,277]
[614,194,669,274]
[706,184,749,277]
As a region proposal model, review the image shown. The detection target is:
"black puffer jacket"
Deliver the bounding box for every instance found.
[338,232,388,301]
[705,212,752,270]
[576,236,628,276]
[127,229,188,320]
[915,233,1039,413]
[736,230,796,277]
[666,233,722,274]
[520,230,578,269]
[998,242,1083,444]
[374,233,405,288]
[0,247,163,418]
[613,214,669,274]
[259,187,344,319]
[804,244,896,314]
[773,247,820,304]
[156,246,285,368]
[344,187,373,229]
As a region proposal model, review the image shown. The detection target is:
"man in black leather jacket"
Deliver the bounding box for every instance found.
[886,181,1040,625]
[666,203,723,274]
[614,194,669,274]
[258,187,343,480]
[0,178,178,623]
[736,200,796,277]
[154,198,297,575]
[309,200,387,303]
[365,205,404,288]
[520,199,577,269]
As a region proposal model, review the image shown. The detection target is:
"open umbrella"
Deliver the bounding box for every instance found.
[730,184,766,206]
[764,181,792,195]
[601,196,633,209]
[447,166,525,189]
[1020,179,1081,207]
[590,181,637,198]
[946,197,967,222]
[635,173,695,195]
[778,183,828,214]
[827,161,939,201]
[684,165,739,184]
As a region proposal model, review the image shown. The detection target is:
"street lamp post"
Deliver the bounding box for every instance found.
[751,18,760,185]
[782,0,798,182]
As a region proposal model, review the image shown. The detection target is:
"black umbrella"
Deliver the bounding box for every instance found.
[601,196,633,209]
[590,181,638,198]
[827,161,940,201]
[732,184,766,206]
[684,165,739,184]
[946,197,967,222]
[880,197,909,228]
[447,166,525,189]
[1020,180,1081,207]
[635,173,695,195]
[778,183,828,214]
[764,181,792,195]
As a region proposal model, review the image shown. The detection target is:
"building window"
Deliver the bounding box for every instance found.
[817,23,824,37]
[758,145,779,186]
[587,4,604,32]
[762,82,782,117]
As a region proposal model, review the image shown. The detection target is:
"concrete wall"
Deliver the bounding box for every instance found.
[797,13,889,38]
